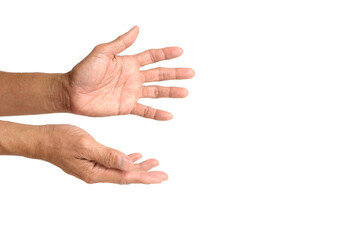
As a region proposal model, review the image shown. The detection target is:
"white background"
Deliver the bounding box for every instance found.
[1,0,360,239]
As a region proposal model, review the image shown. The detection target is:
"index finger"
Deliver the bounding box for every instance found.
[93,169,168,184]
[135,47,183,66]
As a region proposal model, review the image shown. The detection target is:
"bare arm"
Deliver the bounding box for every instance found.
[0,121,168,184]
[0,120,41,156]
[0,26,194,119]
[0,72,70,116]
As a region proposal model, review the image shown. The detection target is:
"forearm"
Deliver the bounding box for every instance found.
[0,120,44,158]
[0,71,70,116]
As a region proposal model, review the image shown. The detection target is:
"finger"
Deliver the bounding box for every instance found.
[133,158,159,172]
[135,47,183,66]
[141,86,188,98]
[104,26,139,55]
[90,145,134,171]
[94,169,168,184]
[142,67,195,83]
[128,153,142,162]
[123,171,168,184]
[131,103,173,121]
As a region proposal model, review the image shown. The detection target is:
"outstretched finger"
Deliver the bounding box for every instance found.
[135,47,183,66]
[128,153,142,162]
[124,171,168,184]
[133,158,159,172]
[131,103,173,121]
[93,169,168,185]
[141,86,188,98]
[142,67,195,83]
[98,26,139,55]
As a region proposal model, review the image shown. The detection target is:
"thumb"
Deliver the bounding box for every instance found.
[91,145,134,171]
[106,25,139,55]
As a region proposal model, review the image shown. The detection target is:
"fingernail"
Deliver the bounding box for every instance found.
[118,156,130,169]
[178,47,183,55]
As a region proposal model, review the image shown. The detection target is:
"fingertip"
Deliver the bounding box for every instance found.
[133,25,140,34]
[141,171,169,184]
[165,112,174,120]
[129,25,139,32]
[150,171,169,183]
[174,68,195,80]
[182,88,189,98]
[129,153,142,162]
[151,159,159,167]
[162,173,169,181]
[163,47,183,59]
[177,47,183,55]
[174,47,183,57]
[188,68,195,78]
[155,111,173,121]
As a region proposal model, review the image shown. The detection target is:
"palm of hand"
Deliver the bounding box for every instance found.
[70,54,143,117]
[68,26,194,120]
[47,124,168,184]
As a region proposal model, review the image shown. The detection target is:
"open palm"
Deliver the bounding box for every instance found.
[68,26,195,120]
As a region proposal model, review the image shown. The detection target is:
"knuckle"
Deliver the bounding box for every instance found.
[159,49,166,60]
[167,87,173,97]
[103,149,117,167]
[148,49,157,63]
[156,68,162,80]
[78,136,91,148]
[118,179,128,185]
[159,68,167,80]
[94,43,108,52]
[153,87,160,98]
[118,38,128,49]
[82,173,96,184]
[142,106,149,116]
[142,106,151,117]
[118,173,129,185]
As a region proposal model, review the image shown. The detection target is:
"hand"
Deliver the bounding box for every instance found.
[67,26,195,120]
[37,124,168,184]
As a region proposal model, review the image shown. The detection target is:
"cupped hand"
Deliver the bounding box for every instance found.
[67,26,195,120]
[38,124,168,184]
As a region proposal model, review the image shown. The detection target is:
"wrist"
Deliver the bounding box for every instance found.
[53,72,71,113]
[28,124,55,161]
[0,121,44,158]
[15,124,57,161]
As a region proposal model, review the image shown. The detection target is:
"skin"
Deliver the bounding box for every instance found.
[0,26,195,119]
[69,26,195,119]
[0,26,194,184]
[0,121,168,184]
